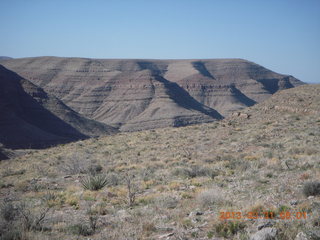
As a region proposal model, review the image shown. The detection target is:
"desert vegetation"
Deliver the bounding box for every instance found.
[0,85,319,239]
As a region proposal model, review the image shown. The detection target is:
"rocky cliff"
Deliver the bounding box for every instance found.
[0,57,304,132]
[0,65,117,149]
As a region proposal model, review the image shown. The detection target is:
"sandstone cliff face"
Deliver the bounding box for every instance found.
[0,65,117,149]
[0,57,304,131]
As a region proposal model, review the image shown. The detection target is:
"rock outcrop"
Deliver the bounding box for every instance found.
[250,227,277,240]
[0,57,304,132]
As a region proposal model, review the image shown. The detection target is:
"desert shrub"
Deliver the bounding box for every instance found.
[42,191,57,202]
[265,172,273,178]
[303,181,320,196]
[207,231,214,239]
[0,182,14,189]
[61,153,90,175]
[275,221,306,240]
[157,194,179,209]
[42,191,66,208]
[142,222,156,233]
[2,169,26,177]
[28,179,47,192]
[270,143,284,150]
[80,174,108,191]
[86,205,100,232]
[196,188,223,208]
[123,173,138,207]
[0,229,24,240]
[172,167,190,177]
[1,201,17,222]
[65,196,79,208]
[140,168,155,181]
[88,202,108,215]
[88,215,98,233]
[88,164,103,175]
[173,165,217,179]
[215,221,246,238]
[68,223,92,236]
[278,205,291,213]
[62,159,85,175]
[0,202,20,240]
[0,201,24,240]
[17,203,50,231]
[289,147,318,155]
[190,165,218,178]
[106,172,120,186]
[0,201,51,240]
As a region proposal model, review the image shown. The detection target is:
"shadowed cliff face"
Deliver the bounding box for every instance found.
[0,150,8,160]
[0,65,117,149]
[0,57,304,131]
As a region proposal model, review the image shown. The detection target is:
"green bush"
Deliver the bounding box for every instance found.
[0,229,23,240]
[1,201,17,222]
[278,205,291,213]
[303,181,320,196]
[69,224,92,236]
[80,174,108,191]
[215,221,246,238]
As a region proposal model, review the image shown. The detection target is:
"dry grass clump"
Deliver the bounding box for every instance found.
[196,188,223,208]
[156,193,180,209]
[172,165,218,179]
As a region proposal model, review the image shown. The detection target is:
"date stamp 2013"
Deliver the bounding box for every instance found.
[219,211,309,220]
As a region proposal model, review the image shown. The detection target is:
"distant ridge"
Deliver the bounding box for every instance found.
[0,56,12,60]
[0,57,304,133]
[0,65,117,149]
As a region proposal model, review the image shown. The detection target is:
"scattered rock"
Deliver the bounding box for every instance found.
[295,232,308,240]
[158,232,174,239]
[308,196,315,200]
[232,112,241,117]
[240,113,251,119]
[250,227,277,240]
[308,230,320,239]
[232,112,251,118]
[290,200,299,206]
[204,210,215,215]
[257,221,273,230]
[189,211,203,217]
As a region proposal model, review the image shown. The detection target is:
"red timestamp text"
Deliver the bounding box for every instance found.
[219,211,308,220]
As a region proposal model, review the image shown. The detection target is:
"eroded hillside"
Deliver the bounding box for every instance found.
[0,57,304,131]
[0,65,117,149]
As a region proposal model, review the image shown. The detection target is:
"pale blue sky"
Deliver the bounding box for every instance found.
[1,0,319,83]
